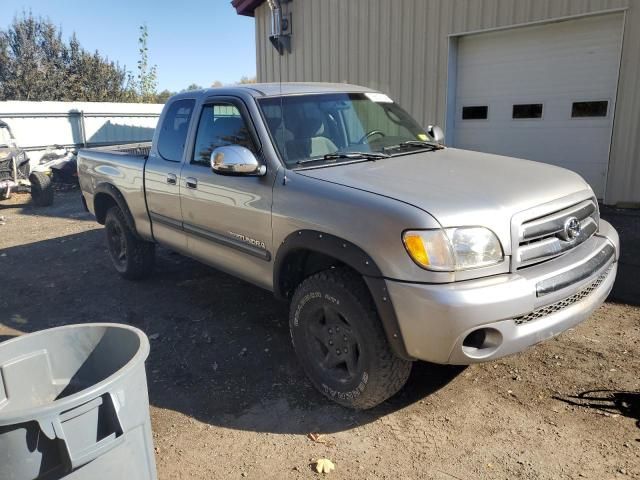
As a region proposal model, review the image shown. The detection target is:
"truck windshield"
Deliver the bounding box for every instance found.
[258,93,434,168]
[0,127,12,147]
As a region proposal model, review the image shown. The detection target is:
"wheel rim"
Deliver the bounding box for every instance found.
[305,304,363,384]
[106,222,127,267]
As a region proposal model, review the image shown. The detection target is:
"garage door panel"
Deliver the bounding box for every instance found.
[458,58,620,98]
[453,13,623,198]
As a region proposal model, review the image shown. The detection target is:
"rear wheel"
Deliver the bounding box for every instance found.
[289,267,412,409]
[29,172,54,206]
[105,206,155,280]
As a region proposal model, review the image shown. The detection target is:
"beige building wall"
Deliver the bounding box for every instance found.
[253,0,640,205]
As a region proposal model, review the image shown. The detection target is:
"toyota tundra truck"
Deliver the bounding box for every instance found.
[77,83,619,409]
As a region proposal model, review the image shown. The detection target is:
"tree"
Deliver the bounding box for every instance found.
[136,24,158,103]
[155,89,174,103]
[0,13,133,102]
[211,80,223,87]
[237,75,257,84]
[182,83,202,92]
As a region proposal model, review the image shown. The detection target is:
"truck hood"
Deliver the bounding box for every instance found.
[295,147,593,254]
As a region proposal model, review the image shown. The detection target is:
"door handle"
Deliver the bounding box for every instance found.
[185,177,198,189]
[166,173,177,185]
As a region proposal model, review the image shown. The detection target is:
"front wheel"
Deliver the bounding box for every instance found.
[105,206,155,280]
[289,267,412,409]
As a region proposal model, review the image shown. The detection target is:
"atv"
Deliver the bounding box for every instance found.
[0,120,77,207]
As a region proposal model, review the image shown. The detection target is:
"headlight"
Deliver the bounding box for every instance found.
[403,227,504,271]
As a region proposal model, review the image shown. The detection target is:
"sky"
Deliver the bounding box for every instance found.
[2,0,257,92]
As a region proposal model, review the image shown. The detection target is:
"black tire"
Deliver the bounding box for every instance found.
[289,267,412,409]
[29,172,54,206]
[104,206,155,280]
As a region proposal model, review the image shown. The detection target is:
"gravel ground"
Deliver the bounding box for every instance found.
[1,190,639,480]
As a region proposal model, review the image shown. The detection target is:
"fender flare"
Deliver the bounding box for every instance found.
[93,183,141,240]
[274,230,413,360]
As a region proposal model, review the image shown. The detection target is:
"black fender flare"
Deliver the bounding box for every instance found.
[93,183,141,240]
[274,230,413,360]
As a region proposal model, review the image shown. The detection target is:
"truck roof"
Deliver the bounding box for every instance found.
[169,82,377,101]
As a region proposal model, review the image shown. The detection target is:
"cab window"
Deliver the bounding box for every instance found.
[157,99,195,162]
[192,103,257,166]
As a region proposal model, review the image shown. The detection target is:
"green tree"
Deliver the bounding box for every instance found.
[237,75,257,84]
[0,13,133,102]
[136,24,158,103]
[182,83,203,92]
[155,89,174,103]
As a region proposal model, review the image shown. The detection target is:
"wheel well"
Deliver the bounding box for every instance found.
[273,230,413,360]
[277,249,348,300]
[94,192,118,225]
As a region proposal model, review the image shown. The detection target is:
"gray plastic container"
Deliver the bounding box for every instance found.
[0,323,157,480]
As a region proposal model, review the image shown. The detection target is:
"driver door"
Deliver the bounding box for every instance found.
[179,96,275,289]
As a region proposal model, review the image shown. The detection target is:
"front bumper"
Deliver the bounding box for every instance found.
[386,220,619,364]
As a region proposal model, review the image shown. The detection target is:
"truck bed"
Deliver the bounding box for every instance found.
[77,141,153,239]
[89,142,152,158]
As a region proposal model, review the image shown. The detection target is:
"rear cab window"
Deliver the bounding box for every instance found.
[158,99,196,162]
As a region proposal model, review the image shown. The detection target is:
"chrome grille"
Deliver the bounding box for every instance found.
[514,266,612,325]
[515,199,599,269]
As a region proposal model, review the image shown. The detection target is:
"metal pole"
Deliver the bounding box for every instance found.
[80,111,87,148]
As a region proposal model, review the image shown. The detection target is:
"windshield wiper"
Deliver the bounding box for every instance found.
[383,140,444,153]
[296,151,390,165]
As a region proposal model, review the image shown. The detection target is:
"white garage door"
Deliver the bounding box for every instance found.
[452,13,624,198]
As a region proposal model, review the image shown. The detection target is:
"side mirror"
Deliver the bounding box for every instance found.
[427,125,445,144]
[210,145,266,176]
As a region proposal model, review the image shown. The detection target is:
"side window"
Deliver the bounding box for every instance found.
[157,99,195,162]
[192,103,257,165]
[462,106,488,120]
[512,103,543,119]
[571,101,608,118]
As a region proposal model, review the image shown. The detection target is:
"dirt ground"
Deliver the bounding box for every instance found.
[1,190,639,480]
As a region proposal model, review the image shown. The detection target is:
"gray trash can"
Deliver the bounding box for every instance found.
[0,323,157,480]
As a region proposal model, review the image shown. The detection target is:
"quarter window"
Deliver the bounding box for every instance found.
[572,101,608,118]
[192,103,257,165]
[157,99,195,162]
[512,104,543,119]
[462,106,488,120]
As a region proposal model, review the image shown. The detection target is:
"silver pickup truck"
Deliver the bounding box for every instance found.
[78,83,619,409]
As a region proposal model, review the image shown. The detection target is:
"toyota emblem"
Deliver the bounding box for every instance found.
[562,216,581,241]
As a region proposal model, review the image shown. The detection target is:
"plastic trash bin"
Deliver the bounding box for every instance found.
[0,323,157,480]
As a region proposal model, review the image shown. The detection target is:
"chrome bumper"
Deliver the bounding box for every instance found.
[387,220,619,365]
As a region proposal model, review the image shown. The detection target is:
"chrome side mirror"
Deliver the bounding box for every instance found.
[427,125,445,144]
[210,146,266,176]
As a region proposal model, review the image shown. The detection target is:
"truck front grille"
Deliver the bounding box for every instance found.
[514,265,612,325]
[515,199,599,269]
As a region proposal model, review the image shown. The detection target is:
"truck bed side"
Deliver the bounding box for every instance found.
[77,142,154,241]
